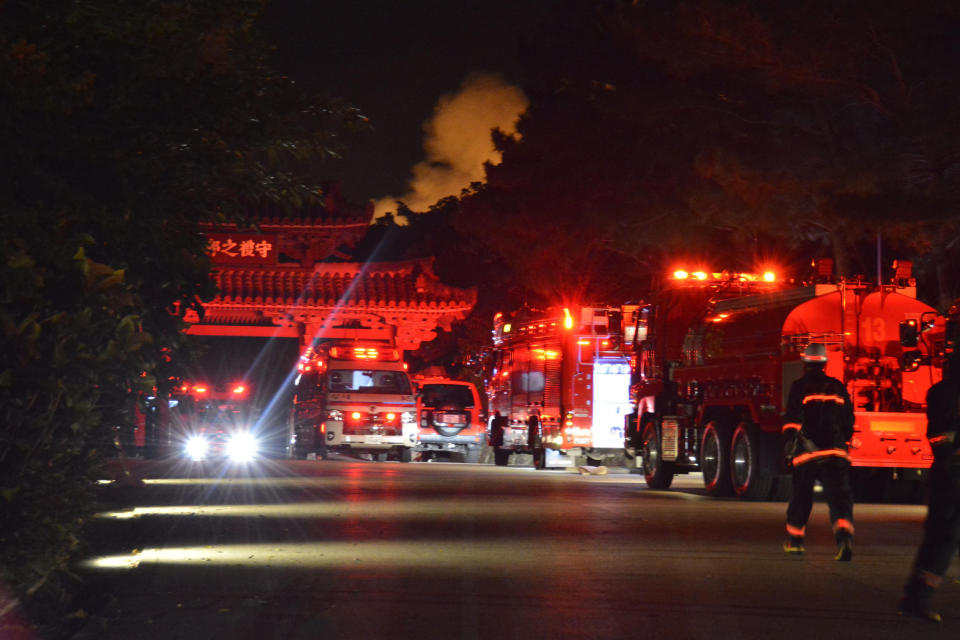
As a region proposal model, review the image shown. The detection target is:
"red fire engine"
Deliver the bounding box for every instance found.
[628,262,943,500]
[288,340,418,461]
[486,306,632,468]
[164,379,261,462]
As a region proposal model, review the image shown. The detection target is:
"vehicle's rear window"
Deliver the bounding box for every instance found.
[420,384,475,408]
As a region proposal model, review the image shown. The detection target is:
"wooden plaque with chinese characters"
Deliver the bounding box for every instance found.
[205,233,277,266]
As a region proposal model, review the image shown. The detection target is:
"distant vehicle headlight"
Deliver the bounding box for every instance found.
[185,435,209,461]
[226,432,258,462]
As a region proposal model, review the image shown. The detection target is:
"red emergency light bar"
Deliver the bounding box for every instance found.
[328,345,401,362]
[179,381,249,398]
[672,269,777,285]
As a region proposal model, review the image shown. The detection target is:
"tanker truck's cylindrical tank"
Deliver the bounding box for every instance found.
[783,289,940,407]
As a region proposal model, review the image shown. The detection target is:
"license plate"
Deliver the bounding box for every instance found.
[440,413,464,423]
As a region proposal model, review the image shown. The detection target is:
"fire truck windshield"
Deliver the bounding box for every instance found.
[326,369,413,395]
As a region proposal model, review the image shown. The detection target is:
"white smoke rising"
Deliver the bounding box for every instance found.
[373,72,528,222]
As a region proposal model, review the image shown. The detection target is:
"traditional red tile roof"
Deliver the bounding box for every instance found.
[185,193,475,350]
[209,259,476,311]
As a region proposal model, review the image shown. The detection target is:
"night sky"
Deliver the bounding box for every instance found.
[259,0,560,208]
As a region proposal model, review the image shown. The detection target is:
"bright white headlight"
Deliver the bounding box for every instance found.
[226,432,258,462]
[185,436,208,461]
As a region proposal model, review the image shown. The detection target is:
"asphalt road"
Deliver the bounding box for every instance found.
[70,457,959,639]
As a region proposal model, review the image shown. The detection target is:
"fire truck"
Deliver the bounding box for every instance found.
[486,306,632,468]
[163,379,261,462]
[288,340,418,461]
[627,262,943,500]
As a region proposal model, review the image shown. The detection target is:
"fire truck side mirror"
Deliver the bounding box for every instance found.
[899,319,919,348]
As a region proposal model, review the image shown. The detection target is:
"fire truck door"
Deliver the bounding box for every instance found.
[781,360,804,410]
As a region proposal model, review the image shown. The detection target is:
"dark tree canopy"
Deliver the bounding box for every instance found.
[455,0,960,307]
[0,0,365,614]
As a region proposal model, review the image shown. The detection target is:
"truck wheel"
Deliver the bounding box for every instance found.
[398,448,413,463]
[641,421,674,489]
[533,447,547,470]
[291,441,310,460]
[318,445,329,461]
[701,421,732,497]
[373,452,389,462]
[494,447,511,467]
[464,448,481,464]
[730,423,773,500]
[623,412,640,459]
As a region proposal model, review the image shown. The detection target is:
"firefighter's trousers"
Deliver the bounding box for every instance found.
[904,459,960,601]
[786,456,854,540]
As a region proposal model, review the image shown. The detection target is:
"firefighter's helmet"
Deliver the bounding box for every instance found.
[802,343,828,363]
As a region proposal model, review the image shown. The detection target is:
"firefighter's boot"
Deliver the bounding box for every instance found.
[898,574,941,623]
[782,536,805,555]
[834,533,853,562]
[898,597,941,623]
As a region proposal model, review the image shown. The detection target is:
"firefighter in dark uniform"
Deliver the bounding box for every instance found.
[899,315,960,623]
[782,342,856,560]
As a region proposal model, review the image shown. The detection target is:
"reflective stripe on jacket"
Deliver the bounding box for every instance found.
[783,368,855,460]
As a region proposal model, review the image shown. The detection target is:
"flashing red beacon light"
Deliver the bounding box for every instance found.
[232,384,247,396]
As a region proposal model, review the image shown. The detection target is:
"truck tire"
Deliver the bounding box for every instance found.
[318,445,329,460]
[641,421,674,489]
[464,448,481,464]
[291,440,311,460]
[701,421,732,497]
[730,423,773,500]
[623,412,641,459]
[398,447,413,463]
[533,447,547,470]
[494,447,511,466]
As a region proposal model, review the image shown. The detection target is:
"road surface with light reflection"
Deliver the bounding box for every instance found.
[73,458,954,639]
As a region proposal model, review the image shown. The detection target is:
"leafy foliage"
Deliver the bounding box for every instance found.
[456,0,960,306]
[0,0,365,617]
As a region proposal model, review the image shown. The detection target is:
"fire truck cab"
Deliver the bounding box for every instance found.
[486,306,632,469]
[414,377,486,463]
[288,341,418,461]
